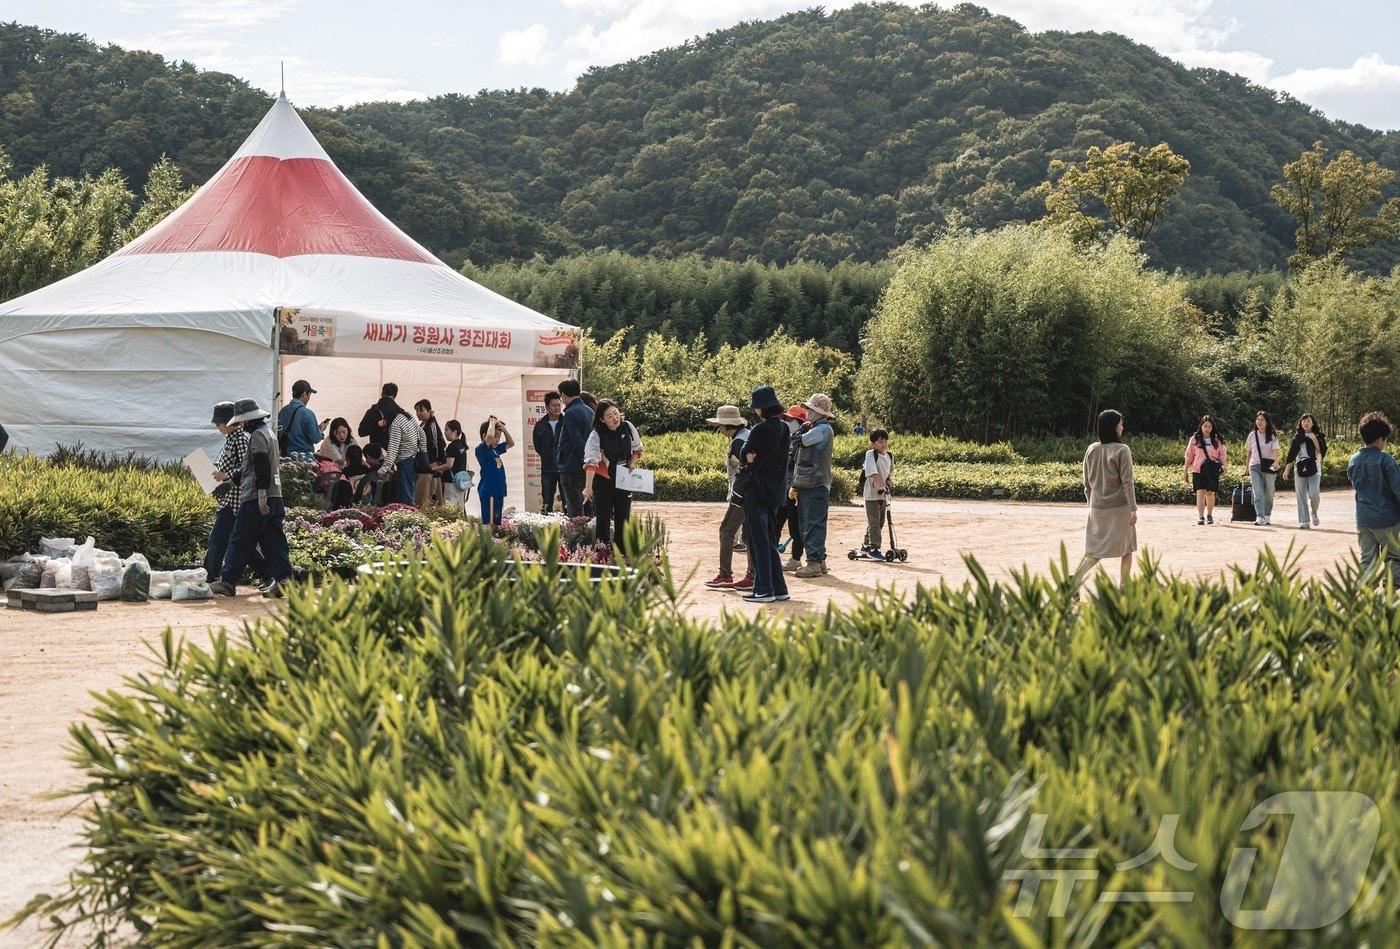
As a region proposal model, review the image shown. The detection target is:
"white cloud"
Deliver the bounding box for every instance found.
[975,0,1235,53]
[117,0,298,30]
[1171,48,1274,84]
[499,23,550,66]
[1268,54,1400,130]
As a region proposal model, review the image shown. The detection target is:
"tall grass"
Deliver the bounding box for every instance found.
[11,532,1399,945]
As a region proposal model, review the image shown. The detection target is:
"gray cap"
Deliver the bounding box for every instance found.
[228,398,270,423]
[211,401,238,426]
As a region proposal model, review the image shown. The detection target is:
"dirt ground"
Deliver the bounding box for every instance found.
[0,494,1363,944]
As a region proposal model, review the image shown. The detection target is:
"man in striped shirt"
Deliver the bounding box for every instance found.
[380,407,424,505]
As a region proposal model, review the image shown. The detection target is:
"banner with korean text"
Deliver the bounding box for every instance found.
[278,307,580,369]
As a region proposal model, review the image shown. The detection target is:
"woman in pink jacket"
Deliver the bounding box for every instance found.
[1183,415,1228,525]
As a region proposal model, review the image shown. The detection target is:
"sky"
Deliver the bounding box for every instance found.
[8,0,1400,129]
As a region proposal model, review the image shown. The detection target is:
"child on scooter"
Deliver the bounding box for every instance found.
[861,429,893,557]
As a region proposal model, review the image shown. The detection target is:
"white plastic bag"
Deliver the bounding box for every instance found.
[90,557,124,601]
[172,568,208,585]
[0,563,19,582]
[149,570,176,600]
[39,537,76,558]
[172,582,212,602]
[69,538,97,591]
[43,559,74,590]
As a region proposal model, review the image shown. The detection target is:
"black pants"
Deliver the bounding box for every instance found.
[775,495,800,545]
[221,498,292,587]
[560,471,586,518]
[593,486,632,553]
[541,472,561,512]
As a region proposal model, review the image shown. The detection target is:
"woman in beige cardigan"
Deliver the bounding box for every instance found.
[1076,409,1138,588]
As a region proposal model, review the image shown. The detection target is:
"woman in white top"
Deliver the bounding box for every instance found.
[316,417,355,466]
[1245,410,1281,526]
[582,400,644,551]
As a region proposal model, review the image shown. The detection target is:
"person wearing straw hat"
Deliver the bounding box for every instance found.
[791,393,836,578]
[210,398,294,599]
[738,385,792,604]
[703,404,753,590]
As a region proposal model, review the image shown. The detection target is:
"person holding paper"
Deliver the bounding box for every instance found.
[582,400,644,553]
[203,401,248,579]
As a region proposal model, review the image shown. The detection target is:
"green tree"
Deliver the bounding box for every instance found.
[1036,141,1191,244]
[120,156,195,242]
[1264,261,1400,433]
[1271,140,1400,271]
[857,225,1208,438]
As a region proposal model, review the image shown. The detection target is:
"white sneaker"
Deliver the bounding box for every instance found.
[1255,518,1264,526]
[1299,523,1310,530]
[1262,516,1271,525]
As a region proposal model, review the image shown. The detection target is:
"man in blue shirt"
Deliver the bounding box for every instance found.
[277,379,324,458]
[1347,411,1400,584]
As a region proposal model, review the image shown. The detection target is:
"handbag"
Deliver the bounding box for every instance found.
[1296,455,1318,478]
[1197,434,1223,477]
[1253,432,1276,475]
[413,424,430,472]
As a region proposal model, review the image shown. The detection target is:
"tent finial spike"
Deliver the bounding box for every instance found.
[280,60,285,97]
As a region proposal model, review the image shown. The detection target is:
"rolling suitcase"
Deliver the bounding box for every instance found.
[1230,480,1256,522]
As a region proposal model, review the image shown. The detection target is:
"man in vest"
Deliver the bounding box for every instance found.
[791,393,836,578]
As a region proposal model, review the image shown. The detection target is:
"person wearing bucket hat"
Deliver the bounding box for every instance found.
[204,401,250,579]
[777,404,807,569]
[703,405,753,590]
[790,393,836,578]
[211,398,294,599]
[737,386,791,603]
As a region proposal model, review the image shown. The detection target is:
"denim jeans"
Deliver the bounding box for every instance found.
[744,497,788,598]
[797,485,830,563]
[221,498,292,587]
[205,505,266,580]
[395,457,418,508]
[1294,473,1321,525]
[1249,465,1276,518]
[1358,524,1400,584]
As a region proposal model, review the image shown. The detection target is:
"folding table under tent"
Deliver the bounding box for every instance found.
[0,93,579,507]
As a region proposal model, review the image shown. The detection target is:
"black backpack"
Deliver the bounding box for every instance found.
[858,451,894,495]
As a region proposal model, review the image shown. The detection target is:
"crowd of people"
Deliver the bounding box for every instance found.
[1082,408,1400,587]
[179,376,1400,600]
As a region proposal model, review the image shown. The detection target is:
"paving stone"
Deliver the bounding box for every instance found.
[33,600,76,612]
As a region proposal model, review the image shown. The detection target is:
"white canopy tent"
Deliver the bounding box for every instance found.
[0,93,578,505]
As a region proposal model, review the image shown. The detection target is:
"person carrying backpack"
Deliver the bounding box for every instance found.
[277,379,324,458]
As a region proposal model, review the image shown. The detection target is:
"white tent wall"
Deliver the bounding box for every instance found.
[281,356,563,507]
[0,326,277,460]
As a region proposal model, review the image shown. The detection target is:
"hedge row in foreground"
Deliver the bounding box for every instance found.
[14,532,1398,944]
[0,453,214,565]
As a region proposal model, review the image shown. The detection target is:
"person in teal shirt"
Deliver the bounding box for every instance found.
[474,416,515,526]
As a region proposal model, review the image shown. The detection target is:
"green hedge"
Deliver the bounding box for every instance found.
[19,530,1400,944]
[0,453,214,566]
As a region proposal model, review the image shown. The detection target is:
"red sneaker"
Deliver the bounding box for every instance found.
[731,574,754,591]
[704,573,734,589]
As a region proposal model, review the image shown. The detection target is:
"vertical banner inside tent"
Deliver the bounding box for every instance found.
[520,375,557,513]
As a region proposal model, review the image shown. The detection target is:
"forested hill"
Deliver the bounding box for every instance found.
[4,5,1399,271]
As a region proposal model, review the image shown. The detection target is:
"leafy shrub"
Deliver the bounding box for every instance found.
[279,458,321,509]
[857,226,1210,438]
[0,453,213,565]
[16,532,1400,944]
[583,330,856,433]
